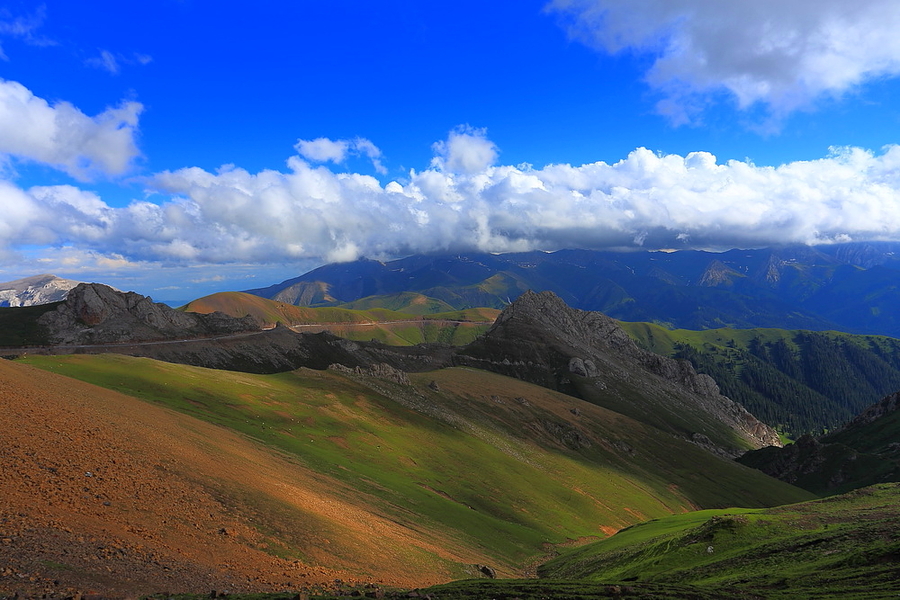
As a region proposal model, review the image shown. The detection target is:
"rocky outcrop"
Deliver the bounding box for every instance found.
[328,362,412,385]
[458,290,781,454]
[37,283,260,345]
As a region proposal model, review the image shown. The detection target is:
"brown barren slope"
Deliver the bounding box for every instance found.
[0,360,485,599]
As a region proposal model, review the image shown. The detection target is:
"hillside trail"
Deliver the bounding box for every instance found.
[0,359,464,599]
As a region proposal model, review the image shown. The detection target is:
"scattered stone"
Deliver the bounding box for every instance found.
[568,357,599,378]
[541,419,592,450]
[477,564,496,579]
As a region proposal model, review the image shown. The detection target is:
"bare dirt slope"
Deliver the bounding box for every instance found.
[0,359,474,599]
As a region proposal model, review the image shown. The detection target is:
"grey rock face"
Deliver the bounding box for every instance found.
[38,283,260,345]
[460,290,781,453]
[328,362,412,385]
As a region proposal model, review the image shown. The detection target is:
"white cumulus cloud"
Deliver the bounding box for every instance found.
[0,79,143,179]
[549,0,900,122]
[4,128,900,274]
[295,136,387,175]
[431,126,499,174]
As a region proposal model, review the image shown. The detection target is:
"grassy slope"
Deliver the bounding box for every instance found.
[337,292,456,315]
[537,483,900,599]
[20,355,810,576]
[620,321,792,358]
[181,292,497,346]
[182,291,411,325]
[0,359,477,595]
[621,321,900,366]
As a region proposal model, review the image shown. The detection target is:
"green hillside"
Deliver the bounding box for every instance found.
[535,483,900,599]
[182,291,416,325]
[337,292,457,315]
[19,354,810,574]
[181,291,496,346]
[621,322,900,435]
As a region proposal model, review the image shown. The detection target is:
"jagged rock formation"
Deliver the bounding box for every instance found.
[328,362,412,385]
[37,283,260,345]
[458,290,781,455]
[30,289,453,374]
[0,274,82,307]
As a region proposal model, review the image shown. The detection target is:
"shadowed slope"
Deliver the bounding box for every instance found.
[739,391,900,495]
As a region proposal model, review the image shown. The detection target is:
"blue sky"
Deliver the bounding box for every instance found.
[3,0,900,301]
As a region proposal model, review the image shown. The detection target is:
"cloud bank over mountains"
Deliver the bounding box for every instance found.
[2,77,900,274]
[550,0,900,123]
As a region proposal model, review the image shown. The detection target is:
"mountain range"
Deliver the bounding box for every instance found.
[245,242,900,337]
[6,242,900,338]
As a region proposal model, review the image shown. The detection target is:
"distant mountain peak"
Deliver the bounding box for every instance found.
[698,259,743,287]
[0,273,82,307]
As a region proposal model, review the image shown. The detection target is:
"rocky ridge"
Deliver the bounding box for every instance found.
[457,290,781,454]
[37,283,260,345]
